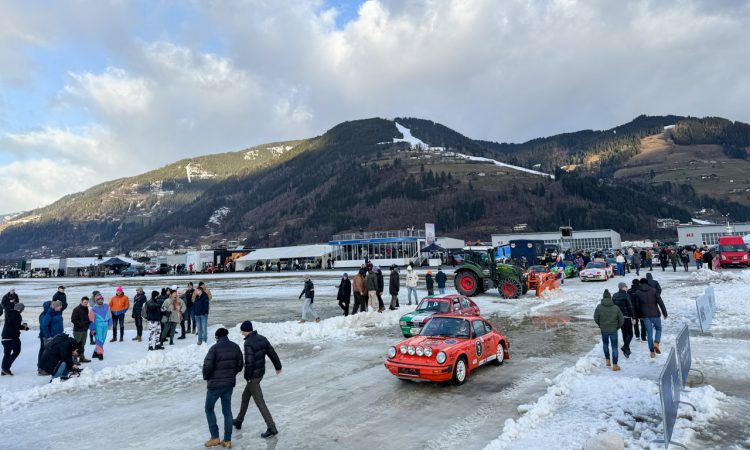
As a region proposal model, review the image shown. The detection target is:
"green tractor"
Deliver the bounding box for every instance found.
[454,247,528,299]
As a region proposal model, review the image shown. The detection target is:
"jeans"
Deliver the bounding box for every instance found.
[236,378,276,430]
[634,263,640,276]
[112,313,125,338]
[205,387,234,442]
[301,297,319,320]
[646,259,653,270]
[2,339,21,371]
[438,287,445,295]
[195,315,208,344]
[616,263,625,276]
[696,260,703,270]
[600,331,619,364]
[407,287,418,305]
[134,315,143,337]
[620,319,633,355]
[52,361,69,380]
[643,317,663,352]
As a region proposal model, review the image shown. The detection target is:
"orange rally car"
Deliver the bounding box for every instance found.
[384,315,510,385]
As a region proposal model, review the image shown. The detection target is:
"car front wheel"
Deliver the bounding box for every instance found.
[493,341,505,366]
[452,356,468,386]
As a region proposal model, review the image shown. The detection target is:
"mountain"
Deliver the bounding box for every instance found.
[2,115,750,260]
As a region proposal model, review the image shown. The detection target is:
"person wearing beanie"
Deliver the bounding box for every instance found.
[234,320,282,439]
[143,291,164,351]
[389,265,400,310]
[131,288,147,342]
[89,293,112,360]
[594,289,624,371]
[298,275,319,323]
[634,277,668,358]
[611,282,636,358]
[109,287,130,342]
[2,302,30,375]
[202,327,243,449]
[425,270,435,296]
[405,263,419,305]
[336,273,351,316]
[435,267,447,295]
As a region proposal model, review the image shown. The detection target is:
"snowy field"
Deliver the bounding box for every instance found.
[1,267,749,449]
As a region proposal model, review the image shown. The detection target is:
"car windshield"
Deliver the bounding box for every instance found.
[529,266,547,272]
[417,300,451,313]
[720,244,748,252]
[420,317,471,338]
[586,262,606,269]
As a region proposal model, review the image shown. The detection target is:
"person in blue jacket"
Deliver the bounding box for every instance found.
[193,286,210,346]
[37,300,64,375]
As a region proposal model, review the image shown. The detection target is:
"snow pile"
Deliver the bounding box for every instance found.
[207,206,230,226]
[485,340,727,449]
[691,268,750,283]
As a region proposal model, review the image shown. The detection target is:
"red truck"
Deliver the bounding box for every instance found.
[718,236,750,268]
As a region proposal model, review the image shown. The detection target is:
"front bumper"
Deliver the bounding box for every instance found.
[384,360,453,382]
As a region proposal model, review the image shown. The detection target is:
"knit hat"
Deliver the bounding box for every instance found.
[116,286,123,293]
[618,282,627,289]
[14,302,25,312]
[342,273,348,278]
[215,328,229,338]
[240,320,253,332]
[602,289,612,300]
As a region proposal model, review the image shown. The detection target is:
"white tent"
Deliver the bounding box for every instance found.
[743,234,750,246]
[235,244,332,270]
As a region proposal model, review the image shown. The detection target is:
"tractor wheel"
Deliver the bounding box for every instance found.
[498,278,522,299]
[521,283,529,295]
[455,271,479,296]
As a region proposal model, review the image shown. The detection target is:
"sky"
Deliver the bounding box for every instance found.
[1,0,749,215]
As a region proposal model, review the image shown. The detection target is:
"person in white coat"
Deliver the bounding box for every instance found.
[405,263,419,305]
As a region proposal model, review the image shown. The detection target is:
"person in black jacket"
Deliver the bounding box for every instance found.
[39,334,82,381]
[234,320,282,439]
[2,303,29,375]
[52,286,68,311]
[143,291,164,351]
[336,273,351,316]
[645,273,662,295]
[181,282,195,337]
[70,297,92,363]
[634,278,668,358]
[2,288,19,313]
[612,283,636,358]
[627,279,646,342]
[375,266,385,313]
[131,288,147,342]
[298,275,319,323]
[202,327,243,449]
[389,265,400,310]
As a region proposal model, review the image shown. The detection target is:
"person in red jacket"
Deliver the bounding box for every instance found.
[108,286,130,342]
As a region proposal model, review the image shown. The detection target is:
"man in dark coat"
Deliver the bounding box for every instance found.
[389,265,400,310]
[627,279,646,342]
[336,273,351,316]
[702,249,713,270]
[645,273,662,295]
[193,286,211,345]
[39,334,82,381]
[52,286,68,311]
[612,283,635,358]
[2,303,30,375]
[634,278,668,358]
[435,268,447,295]
[1,288,19,313]
[594,289,624,371]
[70,297,92,363]
[375,266,385,313]
[131,288,147,342]
[234,320,282,439]
[202,327,243,448]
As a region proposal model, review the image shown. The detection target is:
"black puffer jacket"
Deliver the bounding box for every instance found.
[143,299,162,322]
[1,309,26,339]
[39,334,77,374]
[202,336,243,389]
[337,279,351,301]
[611,290,634,318]
[132,292,147,318]
[634,284,668,319]
[389,269,400,295]
[376,271,384,293]
[52,291,68,311]
[243,331,282,380]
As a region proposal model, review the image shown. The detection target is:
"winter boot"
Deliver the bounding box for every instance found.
[315,317,321,323]
[221,441,232,449]
[148,346,154,351]
[298,320,306,324]
[260,428,278,438]
[132,336,139,341]
[204,437,222,447]
[38,369,49,376]
[232,419,242,430]
[650,351,656,358]
[92,351,99,359]
[605,358,611,367]
[612,364,621,371]
[119,330,124,342]
[79,357,92,363]
[654,342,661,354]
[110,336,117,343]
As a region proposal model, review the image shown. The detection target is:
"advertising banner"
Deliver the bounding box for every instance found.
[696,286,716,333]
[425,223,436,246]
[675,324,692,386]
[658,348,681,447]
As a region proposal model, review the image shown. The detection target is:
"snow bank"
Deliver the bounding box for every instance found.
[691,268,750,284]
[484,339,727,449]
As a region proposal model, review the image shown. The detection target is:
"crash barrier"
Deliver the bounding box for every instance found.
[675,323,704,386]
[656,346,698,449]
[695,287,716,333]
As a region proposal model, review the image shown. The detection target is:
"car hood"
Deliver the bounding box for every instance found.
[399,335,467,352]
[400,310,439,322]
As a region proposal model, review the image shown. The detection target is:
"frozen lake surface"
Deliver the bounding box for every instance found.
[1,268,748,449]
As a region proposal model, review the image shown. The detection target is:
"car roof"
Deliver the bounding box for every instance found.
[430,313,484,321]
[422,294,462,301]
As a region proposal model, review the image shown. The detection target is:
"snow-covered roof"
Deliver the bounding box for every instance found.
[64,257,101,268]
[30,258,60,270]
[237,244,333,262]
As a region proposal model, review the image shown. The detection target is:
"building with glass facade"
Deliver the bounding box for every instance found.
[677,222,750,247]
[329,229,426,268]
[491,229,622,251]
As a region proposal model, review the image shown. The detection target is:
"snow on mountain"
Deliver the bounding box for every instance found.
[207,206,230,226]
[268,145,293,157]
[452,153,554,179]
[185,162,216,183]
[243,149,260,160]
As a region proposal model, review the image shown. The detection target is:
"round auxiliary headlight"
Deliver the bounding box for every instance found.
[407,345,415,355]
[400,345,407,354]
[388,347,397,358]
[436,351,447,364]
[416,346,424,357]
[424,347,433,357]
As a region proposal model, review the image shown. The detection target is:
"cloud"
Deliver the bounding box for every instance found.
[2,0,750,215]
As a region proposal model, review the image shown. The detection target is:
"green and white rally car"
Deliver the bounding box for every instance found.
[398,295,480,337]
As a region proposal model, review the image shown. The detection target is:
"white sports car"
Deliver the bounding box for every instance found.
[579,261,614,281]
